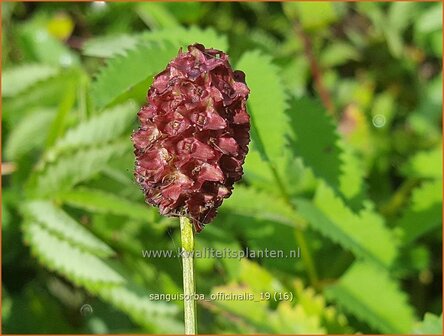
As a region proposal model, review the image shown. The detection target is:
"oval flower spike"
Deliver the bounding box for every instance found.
[132,44,250,232]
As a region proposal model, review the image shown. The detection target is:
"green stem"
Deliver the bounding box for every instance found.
[294,230,319,288]
[380,178,419,218]
[269,163,319,288]
[180,216,197,335]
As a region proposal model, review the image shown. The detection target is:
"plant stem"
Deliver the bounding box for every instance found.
[294,22,335,116]
[380,178,419,218]
[294,230,319,288]
[180,216,197,335]
[269,163,319,289]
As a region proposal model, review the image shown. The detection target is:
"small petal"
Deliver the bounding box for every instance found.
[198,163,224,183]
[216,137,239,155]
[132,125,160,150]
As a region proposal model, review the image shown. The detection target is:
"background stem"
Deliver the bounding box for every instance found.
[180,216,197,335]
[269,163,319,289]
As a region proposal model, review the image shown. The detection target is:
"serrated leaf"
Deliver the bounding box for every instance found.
[413,313,443,334]
[83,27,228,59]
[243,148,276,192]
[292,280,352,334]
[222,186,301,227]
[212,284,326,333]
[236,50,288,161]
[30,140,129,197]
[2,68,81,126]
[326,261,415,333]
[287,97,342,189]
[5,109,54,160]
[338,143,367,206]
[268,301,325,334]
[141,26,228,51]
[98,285,182,333]
[210,283,270,332]
[82,34,140,58]
[23,221,123,285]
[91,41,178,109]
[57,187,155,222]
[295,183,397,267]
[48,101,136,158]
[23,220,180,332]
[402,145,442,179]
[398,179,442,244]
[2,64,59,97]
[23,201,114,257]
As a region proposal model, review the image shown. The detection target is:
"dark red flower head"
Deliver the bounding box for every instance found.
[132,43,250,232]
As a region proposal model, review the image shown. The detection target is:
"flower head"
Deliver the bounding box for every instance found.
[132,43,250,232]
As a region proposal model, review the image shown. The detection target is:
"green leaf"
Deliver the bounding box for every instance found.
[23,200,114,257]
[30,140,129,197]
[5,109,54,160]
[292,280,352,334]
[416,3,442,33]
[236,50,288,161]
[83,27,228,59]
[19,23,79,67]
[210,262,351,334]
[98,285,182,333]
[326,261,415,333]
[135,2,179,29]
[45,81,77,148]
[82,34,140,58]
[2,283,75,333]
[320,42,360,67]
[91,41,178,109]
[2,64,58,97]
[57,187,155,222]
[222,186,301,227]
[413,313,443,334]
[295,183,397,267]
[287,97,342,189]
[284,2,338,30]
[239,259,275,293]
[243,147,280,194]
[402,145,442,179]
[338,143,367,206]
[141,26,228,51]
[22,220,180,332]
[269,301,326,334]
[397,179,442,244]
[210,283,271,332]
[2,68,81,126]
[383,24,404,58]
[48,101,136,158]
[389,2,418,32]
[23,221,123,285]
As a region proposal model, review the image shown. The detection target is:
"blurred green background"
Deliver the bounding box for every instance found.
[1,1,442,334]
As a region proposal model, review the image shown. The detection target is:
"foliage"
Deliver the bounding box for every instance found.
[413,313,443,334]
[236,50,288,162]
[2,2,442,334]
[91,42,178,109]
[296,183,398,268]
[287,97,342,190]
[326,261,415,333]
